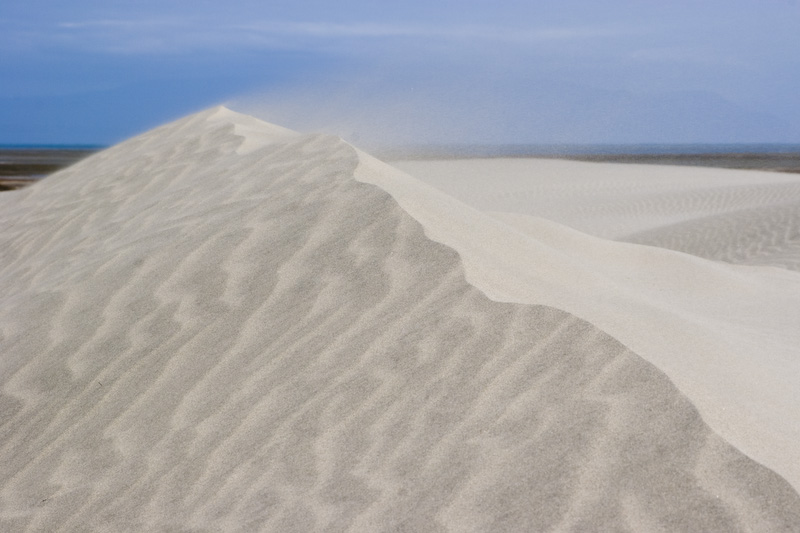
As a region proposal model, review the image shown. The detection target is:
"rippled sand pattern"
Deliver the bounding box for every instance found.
[627,202,800,271]
[1,109,799,531]
[392,158,800,246]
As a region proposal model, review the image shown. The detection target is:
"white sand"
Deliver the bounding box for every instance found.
[0,107,798,531]
[392,158,800,269]
[384,156,800,493]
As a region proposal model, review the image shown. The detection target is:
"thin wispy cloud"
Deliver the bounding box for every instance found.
[58,19,187,29]
[24,18,637,55]
[235,21,634,42]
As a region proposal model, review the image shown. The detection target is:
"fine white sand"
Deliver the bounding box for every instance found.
[388,157,800,494]
[393,158,800,269]
[0,107,798,531]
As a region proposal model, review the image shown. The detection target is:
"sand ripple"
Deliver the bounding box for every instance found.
[0,108,798,531]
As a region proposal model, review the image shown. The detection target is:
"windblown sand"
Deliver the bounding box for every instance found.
[1,108,799,531]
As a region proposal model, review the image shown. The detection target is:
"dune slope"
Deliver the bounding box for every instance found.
[387,155,800,493]
[391,158,800,266]
[1,108,799,531]
[626,202,800,270]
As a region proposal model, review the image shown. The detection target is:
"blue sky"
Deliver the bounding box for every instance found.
[2,1,799,146]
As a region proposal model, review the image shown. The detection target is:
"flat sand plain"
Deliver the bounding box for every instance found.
[1,108,799,531]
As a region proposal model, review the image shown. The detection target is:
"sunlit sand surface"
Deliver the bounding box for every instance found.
[1,108,798,531]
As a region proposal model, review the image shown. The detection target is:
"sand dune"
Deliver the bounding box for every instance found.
[1,108,799,531]
[392,158,800,268]
[626,202,800,270]
[377,153,800,492]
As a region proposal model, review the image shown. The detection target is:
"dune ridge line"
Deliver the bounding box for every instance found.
[0,107,798,531]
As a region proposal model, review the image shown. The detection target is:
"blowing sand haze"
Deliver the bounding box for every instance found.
[1,107,799,531]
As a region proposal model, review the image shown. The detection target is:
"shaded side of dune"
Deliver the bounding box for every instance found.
[626,202,800,271]
[1,109,798,531]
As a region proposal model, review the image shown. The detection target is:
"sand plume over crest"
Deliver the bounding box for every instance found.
[0,108,799,531]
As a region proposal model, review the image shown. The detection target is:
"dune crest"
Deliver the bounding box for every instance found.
[385,154,800,493]
[1,108,798,531]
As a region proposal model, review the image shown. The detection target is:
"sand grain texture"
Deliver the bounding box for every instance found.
[1,108,799,531]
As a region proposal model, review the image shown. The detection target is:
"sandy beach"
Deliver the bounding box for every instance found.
[1,107,799,531]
